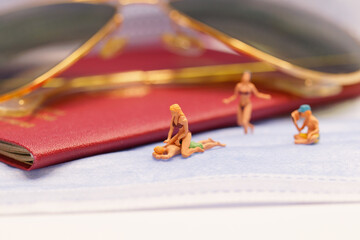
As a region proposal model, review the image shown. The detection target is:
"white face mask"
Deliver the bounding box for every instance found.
[0,98,360,214]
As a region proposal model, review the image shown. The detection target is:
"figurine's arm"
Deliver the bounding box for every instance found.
[298,115,309,131]
[164,117,175,143]
[291,110,301,132]
[223,84,240,104]
[251,84,271,100]
[298,122,306,131]
[165,133,180,147]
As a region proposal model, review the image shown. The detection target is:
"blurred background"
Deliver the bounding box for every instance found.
[2,0,360,36]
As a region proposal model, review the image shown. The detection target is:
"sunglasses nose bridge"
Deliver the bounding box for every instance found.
[74,0,163,5]
[118,0,163,5]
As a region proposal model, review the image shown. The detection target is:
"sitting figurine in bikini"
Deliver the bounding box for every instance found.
[157,104,225,160]
[291,104,320,144]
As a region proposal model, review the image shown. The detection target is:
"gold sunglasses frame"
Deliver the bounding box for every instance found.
[0,0,121,103]
[164,3,360,87]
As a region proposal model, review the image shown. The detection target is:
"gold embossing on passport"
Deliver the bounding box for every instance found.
[34,108,66,121]
[107,86,150,98]
[0,117,34,128]
[0,107,65,128]
[86,86,150,99]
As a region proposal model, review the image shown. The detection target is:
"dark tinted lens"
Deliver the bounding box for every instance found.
[0,3,116,95]
[170,0,360,74]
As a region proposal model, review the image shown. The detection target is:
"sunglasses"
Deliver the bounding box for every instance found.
[0,1,119,103]
[167,0,360,85]
[0,0,359,114]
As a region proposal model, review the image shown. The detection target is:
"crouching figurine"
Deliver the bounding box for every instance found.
[291,104,319,144]
[154,103,225,160]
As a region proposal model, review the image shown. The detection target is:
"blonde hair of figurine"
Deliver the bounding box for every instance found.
[169,104,184,116]
[154,146,165,154]
[243,70,252,78]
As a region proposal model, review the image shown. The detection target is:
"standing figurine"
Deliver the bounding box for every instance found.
[291,104,319,144]
[223,71,271,134]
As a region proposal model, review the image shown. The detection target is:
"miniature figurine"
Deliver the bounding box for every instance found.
[163,104,204,157]
[153,138,225,160]
[291,104,319,144]
[223,71,271,134]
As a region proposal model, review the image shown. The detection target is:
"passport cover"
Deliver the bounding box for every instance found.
[0,46,359,170]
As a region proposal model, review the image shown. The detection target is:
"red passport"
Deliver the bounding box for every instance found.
[0,83,359,171]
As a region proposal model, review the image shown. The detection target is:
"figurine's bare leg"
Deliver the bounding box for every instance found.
[181,132,204,158]
[294,135,318,144]
[307,134,319,144]
[237,105,244,127]
[248,123,254,133]
[294,138,310,144]
[294,134,303,140]
[242,103,253,134]
[198,138,226,150]
[198,138,216,144]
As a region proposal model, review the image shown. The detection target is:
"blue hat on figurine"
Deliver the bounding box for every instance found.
[298,104,311,113]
